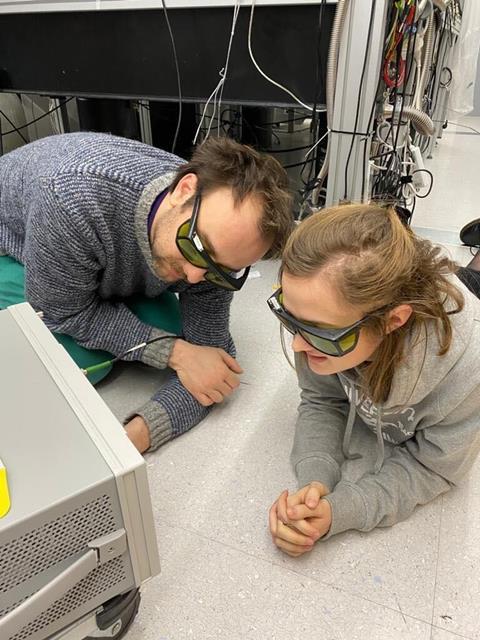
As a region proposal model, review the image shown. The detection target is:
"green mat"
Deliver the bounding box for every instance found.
[0,255,182,384]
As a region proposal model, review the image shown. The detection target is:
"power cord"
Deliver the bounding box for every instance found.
[0,98,74,139]
[247,0,314,112]
[82,334,180,377]
[194,0,241,144]
[0,108,28,144]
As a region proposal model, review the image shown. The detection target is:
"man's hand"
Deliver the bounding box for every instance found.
[269,482,332,557]
[168,339,243,406]
[125,415,151,454]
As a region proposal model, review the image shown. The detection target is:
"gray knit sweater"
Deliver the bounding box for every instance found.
[0,132,235,450]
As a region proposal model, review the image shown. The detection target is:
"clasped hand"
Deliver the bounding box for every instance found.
[269,482,332,557]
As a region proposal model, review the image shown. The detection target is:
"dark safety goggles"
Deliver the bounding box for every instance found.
[175,194,250,291]
[267,288,372,357]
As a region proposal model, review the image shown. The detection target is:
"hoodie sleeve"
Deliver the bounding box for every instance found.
[291,353,350,492]
[322,386,480,537]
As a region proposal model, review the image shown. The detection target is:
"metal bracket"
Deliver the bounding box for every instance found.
[0,529,127,639]
[88,529,127,566]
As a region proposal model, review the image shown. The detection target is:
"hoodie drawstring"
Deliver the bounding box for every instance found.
[374,412,385,474]
[342,400,362,461]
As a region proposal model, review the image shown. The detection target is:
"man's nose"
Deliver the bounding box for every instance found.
[184,262,207,284]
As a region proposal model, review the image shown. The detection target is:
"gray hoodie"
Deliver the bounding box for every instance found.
[291,278,480,538]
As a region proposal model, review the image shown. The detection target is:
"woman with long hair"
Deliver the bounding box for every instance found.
[268,203,480,557]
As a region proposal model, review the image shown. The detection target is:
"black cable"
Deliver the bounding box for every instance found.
[195,109,313,130]
[392,4,417,208]
[296,0,328,203]
[439,66,453,88]
[361,18,390,200]
[0,108,28,144]
[443,121,480,135]
[423,12,441,114]
[262,143,315,154]
[392,12,416,152]
[364,2,400,201]
[0,98,74,137]
[118,333,181,361]
[371,3,419,207]
[85,334,182,375]
[295,2,329,207]
[430,11,450,117]
[283,157,317,170]
[312,0,327,116]
[411,168,433,198]
[251,115,309,127]
[343,0,376,200]
[161,0,183,154]
[306,0,327,189]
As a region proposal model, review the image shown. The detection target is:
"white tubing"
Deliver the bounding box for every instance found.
[384,104,435,137]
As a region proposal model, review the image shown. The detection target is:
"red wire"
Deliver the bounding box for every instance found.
[383,3,415,89]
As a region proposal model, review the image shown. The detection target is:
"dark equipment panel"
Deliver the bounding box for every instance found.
[0,5,334,106]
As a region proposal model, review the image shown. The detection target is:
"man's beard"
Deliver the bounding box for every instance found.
[150,204,187,282]
[152,251,185,282]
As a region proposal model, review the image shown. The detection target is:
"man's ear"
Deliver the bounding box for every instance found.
[170,173,198,207]
[385,304,413,334]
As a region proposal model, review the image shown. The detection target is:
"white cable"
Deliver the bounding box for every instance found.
[304,128,330,159]
[370,161,388,171]
[298,128,331,219]
[217,0,241,135]
[204,81,223,141]
[193,78,224,145]
[193,1,240,145]
[49,98,61,135]
[248,0,313,112]
[376,120,395,150]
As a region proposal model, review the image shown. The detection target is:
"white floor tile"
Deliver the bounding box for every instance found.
[145,401,442,625]
[431,458,480,639]
[130,523,433,640]
[413,116,480,234]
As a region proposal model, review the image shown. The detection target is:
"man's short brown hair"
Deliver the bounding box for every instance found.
[170,137,294,259]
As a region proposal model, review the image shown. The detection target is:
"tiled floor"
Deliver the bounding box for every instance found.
[98,115,480,640]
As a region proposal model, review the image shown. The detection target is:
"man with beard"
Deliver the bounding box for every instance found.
[0,132,293,453]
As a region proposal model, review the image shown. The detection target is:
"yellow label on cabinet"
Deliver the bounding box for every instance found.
[0,463,11,518]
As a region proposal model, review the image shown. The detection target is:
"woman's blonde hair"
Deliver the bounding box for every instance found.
[281,203,464,404]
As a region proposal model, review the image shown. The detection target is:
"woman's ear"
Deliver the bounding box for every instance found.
[385,304,413,334]
[169,173,198,207]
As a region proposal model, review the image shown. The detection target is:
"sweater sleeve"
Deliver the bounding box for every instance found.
[323,386,480,538]
[291,353,349,491]
[133,281,235,450]
[23,180,174,365]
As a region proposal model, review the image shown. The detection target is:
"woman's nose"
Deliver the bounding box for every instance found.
[291,332,310,353]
